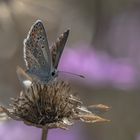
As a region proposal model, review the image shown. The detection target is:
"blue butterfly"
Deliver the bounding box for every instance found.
[17,20,69,86]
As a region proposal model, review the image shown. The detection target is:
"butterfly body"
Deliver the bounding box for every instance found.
[17,20,69,85]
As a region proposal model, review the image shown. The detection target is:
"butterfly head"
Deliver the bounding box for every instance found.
[39,69,58,84]
[51,69,58,77]
[50,69,58,80]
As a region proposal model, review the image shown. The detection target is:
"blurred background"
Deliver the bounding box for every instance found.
[0,0,140,140]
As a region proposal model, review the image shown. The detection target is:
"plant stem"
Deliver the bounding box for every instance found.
[41,127,48,140]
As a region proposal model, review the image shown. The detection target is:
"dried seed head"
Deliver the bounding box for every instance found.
[0,81,110,129]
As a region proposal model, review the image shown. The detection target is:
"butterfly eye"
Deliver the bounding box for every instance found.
[51,71,55,76]
[41,46,45,48]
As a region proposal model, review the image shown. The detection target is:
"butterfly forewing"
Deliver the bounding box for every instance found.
[51,29,69,69]
[24,39,41,71]
[24,20,52,76]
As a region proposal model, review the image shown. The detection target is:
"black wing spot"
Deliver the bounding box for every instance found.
[36,22,40,26]
[42,61,45,65]
[32,28,36,32]
[36,40,39,44]
[38,52,42,56]
[42,37,45,41]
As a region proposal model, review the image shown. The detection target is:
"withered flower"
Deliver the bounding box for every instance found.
[0,81,110,139]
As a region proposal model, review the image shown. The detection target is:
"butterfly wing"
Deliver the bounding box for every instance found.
[51,29,69,69]
[24,20,52,76]
[16,66,32,88]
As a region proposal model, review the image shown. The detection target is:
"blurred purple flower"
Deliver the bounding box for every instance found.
[0,121,40,140]
[0,121,81,140]
[59,43,137,89]
[136,133,140,140]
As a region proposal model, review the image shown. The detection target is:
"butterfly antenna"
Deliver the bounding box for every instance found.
[58,71,85,78]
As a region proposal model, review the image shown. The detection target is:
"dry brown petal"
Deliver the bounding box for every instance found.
[69,94,83,105]
[88,104,110,115]
[78,114,110,123]
[76,106,92,114]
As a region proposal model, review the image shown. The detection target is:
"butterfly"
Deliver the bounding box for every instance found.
[17,20,69,86]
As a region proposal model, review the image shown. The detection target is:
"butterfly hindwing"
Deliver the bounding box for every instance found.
[16,66,32,88]
[24,20,52,76]
[51,29,69,69]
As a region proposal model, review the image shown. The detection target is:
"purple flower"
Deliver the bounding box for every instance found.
[0,121,81,140]
[59,43,137,89]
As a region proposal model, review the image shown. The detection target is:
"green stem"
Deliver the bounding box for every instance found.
[41,127,48,140]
